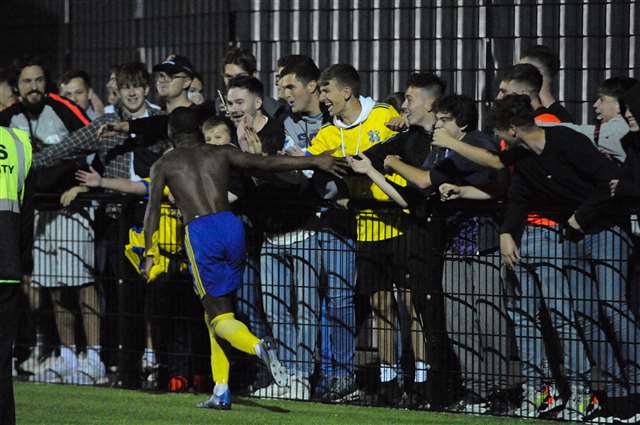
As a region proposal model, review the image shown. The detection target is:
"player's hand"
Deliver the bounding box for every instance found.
[75,166,103,187]
[500,233,520,268]
[314,151,349,178]
[347,152,373,174]
[432,128,457,148]
[97,121,129,138]
[60,186,89,207]
[385,116,409,131]
[609,179,620,197]
[439,183,462,201]
[383,154,401,171]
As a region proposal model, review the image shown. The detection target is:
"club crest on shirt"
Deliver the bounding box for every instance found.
[368,130,381,144]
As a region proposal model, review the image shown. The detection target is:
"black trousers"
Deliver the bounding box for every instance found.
[0,285,19,425]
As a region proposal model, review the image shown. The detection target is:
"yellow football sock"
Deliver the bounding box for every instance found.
[205,314,229,385]
[210,312,259,355]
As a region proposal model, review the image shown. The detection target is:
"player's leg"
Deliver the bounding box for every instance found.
[197,312,232,410]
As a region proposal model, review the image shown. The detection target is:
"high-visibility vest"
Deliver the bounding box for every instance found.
[0,126,32,283]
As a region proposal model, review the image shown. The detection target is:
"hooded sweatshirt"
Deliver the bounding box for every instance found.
[305,96,404,242]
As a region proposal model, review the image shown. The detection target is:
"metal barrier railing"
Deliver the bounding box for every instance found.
[14,193,640,420]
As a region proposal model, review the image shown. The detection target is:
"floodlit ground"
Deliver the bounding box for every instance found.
[15,382,557,425]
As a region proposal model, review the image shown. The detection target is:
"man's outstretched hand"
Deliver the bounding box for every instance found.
[313,151,350,177]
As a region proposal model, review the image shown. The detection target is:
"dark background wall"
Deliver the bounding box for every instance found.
[2,0,638,124]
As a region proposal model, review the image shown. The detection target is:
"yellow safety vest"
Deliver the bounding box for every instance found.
[0,126,32,283]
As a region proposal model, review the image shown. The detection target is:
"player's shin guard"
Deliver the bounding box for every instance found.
[210,312,259,355]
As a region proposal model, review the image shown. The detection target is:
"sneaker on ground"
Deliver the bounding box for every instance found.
[255,337,289,387]
[513,385,541,418]
[252,381,290,399]
[537,384,564,414]
[328,375,359,402]
[284,374,311,401]
[197,390,232,410]
[447,391,489,414]
[19,346,45,373]
[556,388,592,421]
[29,354,76,383]
[65,353,108,385]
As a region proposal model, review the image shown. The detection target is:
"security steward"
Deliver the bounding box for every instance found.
[0,126,31,425]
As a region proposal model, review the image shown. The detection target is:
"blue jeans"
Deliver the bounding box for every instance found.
[318,231,356,378]
[506,225,590,389]
[237,253,267,339]
[260,233,321,377]
[565,227,640,396]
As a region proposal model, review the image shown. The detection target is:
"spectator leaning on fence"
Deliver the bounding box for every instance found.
[278,56,359,402]
[493,94,638,421]
[306,64,422,406]
[360,71,451,408]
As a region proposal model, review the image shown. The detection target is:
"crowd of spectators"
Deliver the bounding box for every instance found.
[2,44,640,422]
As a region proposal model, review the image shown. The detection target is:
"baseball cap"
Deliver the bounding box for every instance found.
[153,55,194,76]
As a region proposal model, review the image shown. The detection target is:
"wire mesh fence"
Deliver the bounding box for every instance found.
[14,194,640,419]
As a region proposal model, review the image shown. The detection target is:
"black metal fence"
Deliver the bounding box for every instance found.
[2,1,639,125]
[14,193,640,420]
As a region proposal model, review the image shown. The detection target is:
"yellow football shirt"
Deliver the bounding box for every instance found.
[308,103,406,242]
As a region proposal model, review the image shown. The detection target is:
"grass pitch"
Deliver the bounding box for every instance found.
[15,382,555,425]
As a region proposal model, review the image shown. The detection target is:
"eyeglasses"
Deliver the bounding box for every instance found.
[157,73,189,82]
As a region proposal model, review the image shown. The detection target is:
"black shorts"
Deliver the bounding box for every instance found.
[356,223,430,295]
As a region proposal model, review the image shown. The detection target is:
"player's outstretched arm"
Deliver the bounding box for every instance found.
[225,147,349,178]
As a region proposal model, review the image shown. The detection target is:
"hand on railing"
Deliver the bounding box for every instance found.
[500,233,520,268]
[60,186,90,207]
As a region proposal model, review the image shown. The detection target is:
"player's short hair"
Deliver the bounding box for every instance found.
[227,75,264,99]
[520,45,560,77]
[169,107,202,137]
[488,94,536,130]
[279,56,320,85]
[433,95,478,132]
[406,72,446,98]
[319,64,360,97]
[115,62,151,89]
[501,64,543,96]
[223,46,257,76]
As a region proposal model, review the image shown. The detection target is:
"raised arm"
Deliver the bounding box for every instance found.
[225,147,347,177]
[431,129,504,170]
[76,166,147,195]
[384,156,431,189]
[349,153,408,207]
[143,162,166,278]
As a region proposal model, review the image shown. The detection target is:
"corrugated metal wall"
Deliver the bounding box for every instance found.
[233,0,640,124]
[2,1,638,125]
